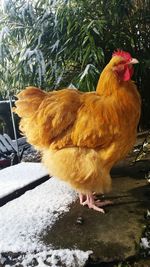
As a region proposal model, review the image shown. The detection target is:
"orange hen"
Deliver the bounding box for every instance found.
[14,50,141,212]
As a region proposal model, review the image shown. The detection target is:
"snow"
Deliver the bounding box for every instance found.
[12,249,91,267]
[79,64,98,81]
[141,237,150,249]
[0,163,91,266]
[68,83,78,89]
[80,64,91,81]
[19,48,46,86]
[0,100,11,103]
[0,177,77,252]
[0,26,9,42]
[51,40,60,52]
[0,162,48,198]
[1,0,10,13]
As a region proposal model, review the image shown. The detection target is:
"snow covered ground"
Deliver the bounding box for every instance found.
[0,162,48,198]
[0,163,91,266]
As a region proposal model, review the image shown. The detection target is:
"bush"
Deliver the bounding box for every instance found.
[0,0,149,128]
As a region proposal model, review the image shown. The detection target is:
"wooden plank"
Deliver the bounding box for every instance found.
[0,141,7,153]
[0,134,13,152]
[3,134,17,152]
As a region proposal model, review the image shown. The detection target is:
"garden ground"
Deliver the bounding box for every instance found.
[0,133,150,267]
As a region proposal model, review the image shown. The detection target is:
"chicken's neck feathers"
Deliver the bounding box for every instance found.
[96,67,134,95]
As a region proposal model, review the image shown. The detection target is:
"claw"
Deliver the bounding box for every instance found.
[79,193,111,213]
[95,199,113,207]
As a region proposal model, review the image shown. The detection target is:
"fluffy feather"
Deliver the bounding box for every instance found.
[14,51,141,212]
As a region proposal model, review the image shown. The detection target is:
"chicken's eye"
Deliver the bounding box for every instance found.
[113,63,125,72]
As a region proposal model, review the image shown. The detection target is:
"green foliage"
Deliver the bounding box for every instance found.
[0,0,150,127]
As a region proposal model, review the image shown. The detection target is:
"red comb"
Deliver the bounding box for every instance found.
[112,50,132,61]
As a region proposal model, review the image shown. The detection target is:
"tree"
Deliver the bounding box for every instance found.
[0,0,150,127]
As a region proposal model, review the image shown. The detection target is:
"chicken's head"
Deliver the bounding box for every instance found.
[110,50,138,81]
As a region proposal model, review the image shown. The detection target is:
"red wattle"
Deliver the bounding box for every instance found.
[122,66,134,81]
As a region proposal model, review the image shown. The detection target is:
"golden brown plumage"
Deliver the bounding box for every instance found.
[14,50,141,212]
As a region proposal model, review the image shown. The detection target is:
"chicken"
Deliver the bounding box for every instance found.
[14,50,141,213]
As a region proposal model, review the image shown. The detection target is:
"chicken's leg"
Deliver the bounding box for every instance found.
[79,193,105,213]
[79,193,112,213]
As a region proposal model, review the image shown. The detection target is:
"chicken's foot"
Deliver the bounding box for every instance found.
[79,193,107,213]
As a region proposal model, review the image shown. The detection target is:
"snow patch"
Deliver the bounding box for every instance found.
[0,170,91,266]
[0,162,48,198]
[0,26,9,42]
[141,237,150,249]
[9,249,91,267]
[0,177,77,252]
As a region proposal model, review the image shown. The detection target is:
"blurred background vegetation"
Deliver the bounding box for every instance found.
[0,0,149,128]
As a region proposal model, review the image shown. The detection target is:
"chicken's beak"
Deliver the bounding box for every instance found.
[130,58,139,64]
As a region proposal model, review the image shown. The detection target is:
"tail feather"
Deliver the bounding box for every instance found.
[13,86,81,149]
[14,87,46,117]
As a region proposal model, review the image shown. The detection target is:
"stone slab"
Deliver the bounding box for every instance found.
[43,162,150,263]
